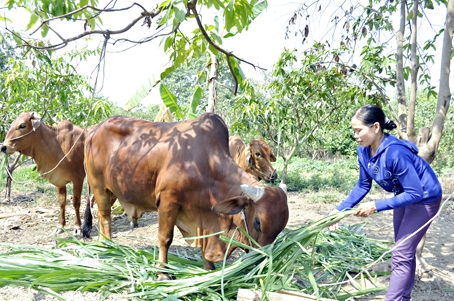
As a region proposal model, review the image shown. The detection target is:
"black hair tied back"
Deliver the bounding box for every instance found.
[384,117,397,131]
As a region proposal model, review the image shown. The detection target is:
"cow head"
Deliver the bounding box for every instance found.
[212,184,289,253]
[1,112,42,155]
[246,139,278,183]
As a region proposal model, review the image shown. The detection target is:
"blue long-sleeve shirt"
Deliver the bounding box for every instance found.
[337,134,442,212]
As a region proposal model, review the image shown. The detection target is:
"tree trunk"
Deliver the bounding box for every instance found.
[415,0,453,274]
[206,52,218,113]
[407,0,419,143]
[5,175,12,202]
[396,0,408,139]
[417,0,453,163]
[4,155,22,202]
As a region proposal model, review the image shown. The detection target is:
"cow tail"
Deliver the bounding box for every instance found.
[82,194,93,238]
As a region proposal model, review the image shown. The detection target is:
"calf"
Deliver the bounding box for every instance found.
[1,112,91,235]
[229,135,278,182]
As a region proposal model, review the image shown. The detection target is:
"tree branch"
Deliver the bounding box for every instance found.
[9,4,162,51]
[187,0,266,95]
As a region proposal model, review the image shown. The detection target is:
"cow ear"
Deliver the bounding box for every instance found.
[270,152,277,162]
[245,145,252,166]
[31,117,42,131]
[212,196,249,215]
[246,152,252,166]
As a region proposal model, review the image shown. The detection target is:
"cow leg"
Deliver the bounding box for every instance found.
[97,207,112,240]
[157,199,180,281]
[93,190,114,240]
[71,181,83,236]
[130,217,139,230]
[55,186,67,234]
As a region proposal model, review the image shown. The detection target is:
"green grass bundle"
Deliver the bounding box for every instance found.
[0,210,391,300]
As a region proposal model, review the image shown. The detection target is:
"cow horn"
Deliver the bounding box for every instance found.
[279,183,287,193]
[240,184,264,202]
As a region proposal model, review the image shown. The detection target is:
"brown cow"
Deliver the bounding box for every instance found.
[83,113,289,280]
[1,112,91,236]
[229,135,277,183]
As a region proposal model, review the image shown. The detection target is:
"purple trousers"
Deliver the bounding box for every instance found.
[385,197,441,301]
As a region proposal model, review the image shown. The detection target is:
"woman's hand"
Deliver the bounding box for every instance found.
[354,201,377,217]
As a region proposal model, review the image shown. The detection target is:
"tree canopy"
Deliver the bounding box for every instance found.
[1,0,452,165]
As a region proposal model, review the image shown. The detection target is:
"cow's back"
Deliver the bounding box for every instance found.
[228,135,246,169]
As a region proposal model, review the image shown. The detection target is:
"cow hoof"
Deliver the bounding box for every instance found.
[157,273,173,281]
[130,220,139,231]
[73,227,81,237]
[54,227,64,235]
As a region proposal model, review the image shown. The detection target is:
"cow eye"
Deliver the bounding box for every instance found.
[254,217,261,232]
[255,152,260,157]
[18,124,26,129]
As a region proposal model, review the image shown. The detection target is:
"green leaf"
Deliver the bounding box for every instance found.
[26,14,39,30]
[224,1,235,32]
[160,65,176,80]
[79,0,89,7]
[41,23,49,37]
[223,32,235,38]
[174,7,186,23]
[425,0,434,9]
[124,76,160,111]
[163,36,174,51]
[214,15,219,33]
[0,155,7,184]
[302,259,320,296]
[209,31,222,45]
[229,56,245,89]
[159,83,183,119]
[87,18,96,30]
[186,85,203,120]
[11,30,22,45]
[407,10,414,21]
[251,0,268,19]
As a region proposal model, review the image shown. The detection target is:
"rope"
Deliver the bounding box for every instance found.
[241,209,252,247]
[4,127,36,141]
[249,164,276,180]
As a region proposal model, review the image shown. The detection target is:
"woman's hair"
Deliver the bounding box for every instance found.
[353,105,397,131]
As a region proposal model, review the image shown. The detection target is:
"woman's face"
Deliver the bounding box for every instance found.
[351,116,380,148]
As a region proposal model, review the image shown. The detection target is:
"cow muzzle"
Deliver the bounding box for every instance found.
[261,170,278,183]
[0,144,14,155]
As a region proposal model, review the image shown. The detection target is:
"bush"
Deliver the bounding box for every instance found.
[273,157,359,194]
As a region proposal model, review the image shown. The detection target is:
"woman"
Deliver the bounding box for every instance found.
[330,105,442,301]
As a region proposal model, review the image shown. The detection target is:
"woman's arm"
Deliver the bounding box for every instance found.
[337,160,372,211]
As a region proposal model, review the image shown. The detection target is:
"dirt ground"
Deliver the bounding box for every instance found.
[0,186,453,301]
